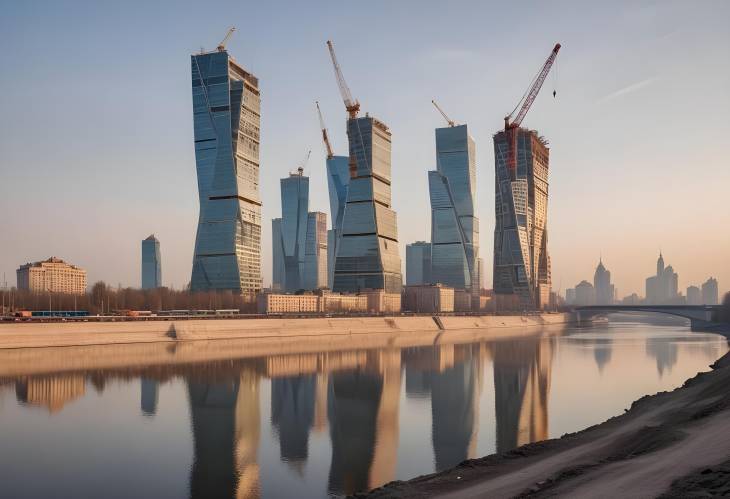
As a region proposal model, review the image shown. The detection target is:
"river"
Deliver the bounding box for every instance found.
[0,320,726,498]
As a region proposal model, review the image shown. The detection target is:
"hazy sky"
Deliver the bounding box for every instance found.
[1,0,728,298]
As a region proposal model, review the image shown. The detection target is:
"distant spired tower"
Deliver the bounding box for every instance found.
[189,38,262,292]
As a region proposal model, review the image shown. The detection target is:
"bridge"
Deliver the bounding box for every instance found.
[574,305,724,332]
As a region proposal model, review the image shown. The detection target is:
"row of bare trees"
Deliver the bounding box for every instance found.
[0,282,257,315]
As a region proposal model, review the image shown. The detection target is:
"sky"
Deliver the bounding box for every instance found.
[1,0,728,298]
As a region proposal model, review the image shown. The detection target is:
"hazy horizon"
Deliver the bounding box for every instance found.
[1,0,728,298]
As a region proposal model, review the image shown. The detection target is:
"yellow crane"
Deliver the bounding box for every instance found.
[326,40,360,119]
[217,27,236,52]
[316,101,334,159]
[431,99,456,127]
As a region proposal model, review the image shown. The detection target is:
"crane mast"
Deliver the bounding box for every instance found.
[326,40,360,119]
[217,27,236,52]
[431,99,456,127]
[316,101,334,159]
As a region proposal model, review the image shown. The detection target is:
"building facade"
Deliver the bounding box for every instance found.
[141,234,162,289]
[593,259,614,305]
[17,257,87,295]
[406,241,432,286]
[702,277,719,305]
[493,128,551,310]
[574,280,595,306]
[333,116,402,294]
[429,125,479,307]
[645,253,679,304]
[190,49,262,292]
[272,170,327,292]
[326,156,350,289]
[686,285,702,305]
[403,284,454,313]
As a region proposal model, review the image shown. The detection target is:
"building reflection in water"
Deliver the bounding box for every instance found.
[6,334,556,498]
[593,338,613,373]
[141,378,159,416]
[187,370,260,499]
[645,336,678,376]
[493,337,553,453]
[15,375,86,414]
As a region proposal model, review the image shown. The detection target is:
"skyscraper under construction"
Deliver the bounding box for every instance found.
[493,43,560,311]
[493,129,551,310]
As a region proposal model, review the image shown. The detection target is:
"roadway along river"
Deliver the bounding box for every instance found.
[0,319,726,498]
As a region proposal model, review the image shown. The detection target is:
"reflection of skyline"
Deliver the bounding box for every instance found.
[593,338,613,373]
[645,337,678,376]
[493,337,553,453]
[141,378,158,416]
[15,375,86,413]
[271,376,315,467]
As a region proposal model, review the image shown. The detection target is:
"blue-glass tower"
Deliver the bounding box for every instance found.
[272,169,327,291]
[406,241,432,286]
[141,234,161,289]
[190,49,262,292]
[333,116,402,293]
[428,125,479,304]
[326,156,350,289]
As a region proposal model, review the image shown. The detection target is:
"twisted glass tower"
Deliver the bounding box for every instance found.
[493,128,551,310]
[190,49,262,292]
[333,116,402,293]
[428,125,479,304]
[326,156,350,289]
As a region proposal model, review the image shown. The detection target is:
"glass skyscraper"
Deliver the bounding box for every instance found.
[141,234,161,289]
[428,125,479,304]
[272,170,327,292]
[326,155,350,289]
[406,241,432,286]
[190,49,262,292]
[333,116,402,294]
[493,128,551,310]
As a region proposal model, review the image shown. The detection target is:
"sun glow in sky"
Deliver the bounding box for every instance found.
[1,0,728,297]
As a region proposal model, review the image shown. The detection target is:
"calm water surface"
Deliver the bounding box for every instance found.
[0,321,726,498]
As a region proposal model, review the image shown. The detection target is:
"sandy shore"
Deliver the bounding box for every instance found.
[361,348,730,499]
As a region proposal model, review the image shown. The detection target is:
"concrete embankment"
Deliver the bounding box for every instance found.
[0,313,575,350]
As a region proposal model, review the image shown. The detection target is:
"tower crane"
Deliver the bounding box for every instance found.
[217,27,236,52]
[503,43,561,174]
[431,100,456,127]
[504,43,560,130]
[326,40,360,119]
[297,150,312,175]
[316,101,334,159]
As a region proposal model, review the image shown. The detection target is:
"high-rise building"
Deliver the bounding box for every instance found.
[429,125,479,307]
[701,277,719,305]
[333,116,402,294]
[645,253,680,304]
[326,156,350,289]
[406,242,432,286]
[141,234,161,289]
[16,257,86,295]
[493,128,551,310]
[686,285,702,305]
[190,48,262,292]
[593,259,614,305]
[304,212,328,290]
[574,280,595,306]
[272,169,327,292]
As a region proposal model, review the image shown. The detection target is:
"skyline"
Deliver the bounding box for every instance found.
[1,1,729,297]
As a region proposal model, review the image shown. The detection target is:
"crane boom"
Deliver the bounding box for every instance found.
[326,40,360,119]
[217,27,236,52]
[431,100,455,127]
[316,101,334,159]
[296,150,312,175]
[505,43,561,129]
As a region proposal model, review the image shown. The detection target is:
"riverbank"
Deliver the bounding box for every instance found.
[0,313,574,349]
[361,348,730,498]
